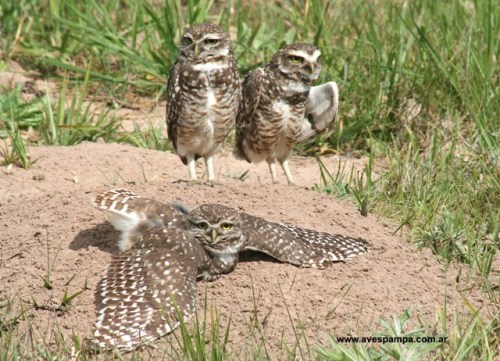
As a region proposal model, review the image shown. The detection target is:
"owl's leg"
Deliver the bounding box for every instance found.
[205,156,215,181]
[187,155,197,180]
[268,160,279,184]
[280,159,296,186]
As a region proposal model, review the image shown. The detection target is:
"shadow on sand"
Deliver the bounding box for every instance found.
[70,222,120,255]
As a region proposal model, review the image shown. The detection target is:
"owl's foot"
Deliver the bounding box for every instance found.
[197,272,221,282]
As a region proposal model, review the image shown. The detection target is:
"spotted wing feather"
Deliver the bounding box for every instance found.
[240,212,368,268]
[93,189,189,251]
[93,189,140,212]
[90,227,201,351]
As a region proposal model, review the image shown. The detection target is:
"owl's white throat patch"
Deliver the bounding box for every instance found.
[209,242,243,265]
[218,252,238,266]
[192,62,229,72]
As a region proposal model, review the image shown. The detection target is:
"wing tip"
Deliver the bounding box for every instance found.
[87,317,181,353]
[92,189,140,210]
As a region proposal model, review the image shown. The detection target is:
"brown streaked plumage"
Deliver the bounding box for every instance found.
[234,43,339,185]
[166,23,241,182]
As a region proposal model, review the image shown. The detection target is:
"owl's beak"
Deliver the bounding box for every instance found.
[194,44,200,57]
[306,62,315,74]
[211,228,217,241]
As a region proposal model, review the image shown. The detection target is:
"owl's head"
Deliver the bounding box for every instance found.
[179,23,233,63]
[270,43,322,85]
[187,204,246,255]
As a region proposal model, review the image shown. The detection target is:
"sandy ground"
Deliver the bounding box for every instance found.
[0,62,496,358]
[0,140,494,359]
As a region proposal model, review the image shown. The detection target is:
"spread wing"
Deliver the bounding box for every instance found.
[240,212,368,268]
[93,189,189,251]
[298,81,339,142]
[89,228,201,351]
[233,68,264,162]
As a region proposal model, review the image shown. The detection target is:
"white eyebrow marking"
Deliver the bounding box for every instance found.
[288,49,322,63]
[201,33,222,41]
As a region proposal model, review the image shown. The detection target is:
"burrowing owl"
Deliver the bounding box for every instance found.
[166,23,241,182]
[234,43,339,185]
[88,189,368,351]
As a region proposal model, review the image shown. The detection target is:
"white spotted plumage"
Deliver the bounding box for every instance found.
[92,189,188,251]
[88,189,369,351]
[90,227,200,350]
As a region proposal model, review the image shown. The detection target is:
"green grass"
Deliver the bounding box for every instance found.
[0,0,499,359]
[0,71,171,168]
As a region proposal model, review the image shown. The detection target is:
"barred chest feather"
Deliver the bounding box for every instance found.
[176,64,239,156]
[245,80,308,160]
[275,81,308,140]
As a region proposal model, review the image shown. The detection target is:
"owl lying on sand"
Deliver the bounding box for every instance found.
[87,189,367,351]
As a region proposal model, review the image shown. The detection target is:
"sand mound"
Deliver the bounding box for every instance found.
[0,142,488,358]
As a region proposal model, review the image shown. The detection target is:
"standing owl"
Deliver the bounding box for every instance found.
[234,43,339,185]
[166,23,241,182]
[88,189,368,351]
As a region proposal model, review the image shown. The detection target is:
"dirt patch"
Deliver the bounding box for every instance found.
[0,142,492,359]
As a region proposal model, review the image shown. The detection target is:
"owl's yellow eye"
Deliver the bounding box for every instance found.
[197,222,209,229]
[289,55,303,63]
[205,38,220,45]
[221,223,232,230]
